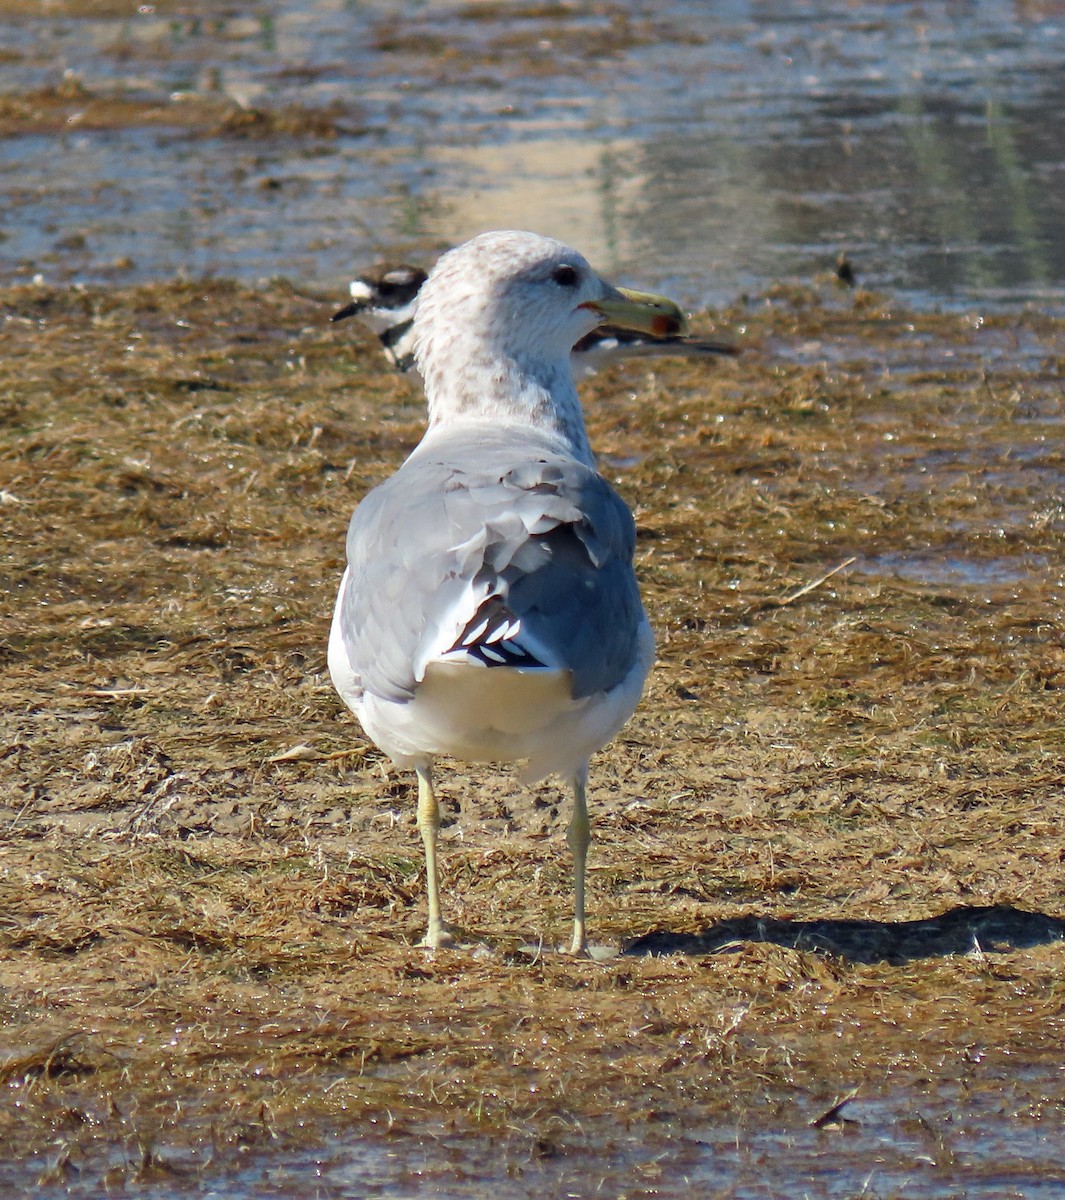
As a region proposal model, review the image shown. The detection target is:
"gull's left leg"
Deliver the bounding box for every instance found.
[566,764,591,954]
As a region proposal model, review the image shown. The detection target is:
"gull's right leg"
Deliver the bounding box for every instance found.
[415,762,454,947]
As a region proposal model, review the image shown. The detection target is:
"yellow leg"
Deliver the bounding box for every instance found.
[415,763,453,948]
[566,768,591,955]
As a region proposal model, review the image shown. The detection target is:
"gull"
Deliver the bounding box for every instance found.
[328,230,687,953]
[332,259,736,378]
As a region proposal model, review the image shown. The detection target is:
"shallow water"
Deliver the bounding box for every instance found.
[2,0,1064,310]
[13,1077,1065,1198]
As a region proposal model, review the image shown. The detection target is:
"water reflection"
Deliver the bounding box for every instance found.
[0,1,1062,308]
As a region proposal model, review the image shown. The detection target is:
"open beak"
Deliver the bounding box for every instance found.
[580,285,689,338]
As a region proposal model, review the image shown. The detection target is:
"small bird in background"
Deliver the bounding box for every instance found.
[332,262,427,373]
[332,259,738,378]
[835,251,857,287]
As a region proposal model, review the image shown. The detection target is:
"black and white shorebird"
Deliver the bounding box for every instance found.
[332,259,738,378]
[328,231,690,953]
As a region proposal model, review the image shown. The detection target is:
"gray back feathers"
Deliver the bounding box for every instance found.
[337,427,642,704]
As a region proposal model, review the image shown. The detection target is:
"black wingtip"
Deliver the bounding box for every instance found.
[331,301,361,323]
[664,335,741,357]
[692,337,741,357]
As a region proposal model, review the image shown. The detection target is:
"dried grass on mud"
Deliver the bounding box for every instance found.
[1,279,1064,1185]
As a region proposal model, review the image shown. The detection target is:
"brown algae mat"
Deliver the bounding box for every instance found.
[1,279,1064,1187]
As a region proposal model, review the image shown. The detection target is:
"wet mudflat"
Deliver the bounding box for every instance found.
[2,1,1064,308]
[1,279,1063,1196]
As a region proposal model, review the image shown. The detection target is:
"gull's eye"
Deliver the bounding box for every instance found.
[551,264,580,288]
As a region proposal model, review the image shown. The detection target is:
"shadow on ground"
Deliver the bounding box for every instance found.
[623,904,1065,964]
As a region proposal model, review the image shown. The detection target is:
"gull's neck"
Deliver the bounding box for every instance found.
[422,352,594,465]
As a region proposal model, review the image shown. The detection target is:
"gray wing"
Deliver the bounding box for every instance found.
[336,432,644,703]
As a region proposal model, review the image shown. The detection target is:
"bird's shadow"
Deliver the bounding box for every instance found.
[622,903,1065,965]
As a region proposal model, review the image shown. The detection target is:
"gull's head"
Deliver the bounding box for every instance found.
[412,231,686,443]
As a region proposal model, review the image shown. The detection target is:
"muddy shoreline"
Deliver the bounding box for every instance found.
[2,280,1063,1193]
